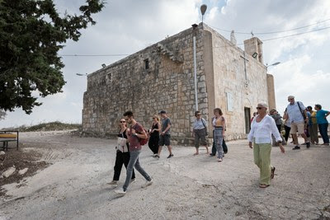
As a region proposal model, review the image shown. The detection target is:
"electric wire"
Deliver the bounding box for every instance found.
[209,18,330,35]
[60,20,330,57]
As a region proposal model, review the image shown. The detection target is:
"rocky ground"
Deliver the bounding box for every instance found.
[0,131,329,220]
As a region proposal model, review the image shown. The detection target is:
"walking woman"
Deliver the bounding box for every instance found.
[307,106,319,145]
[315,104,330,145]
[148,115,161,156]
[213,108,226,162]
[192,111,209,155]
[248,103,285,188]
[109,118,135,186]
[283,108,291,143]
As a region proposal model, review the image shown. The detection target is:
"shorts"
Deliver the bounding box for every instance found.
[290,122,305,135]
[159,134,171,146]
[194,128,207,148]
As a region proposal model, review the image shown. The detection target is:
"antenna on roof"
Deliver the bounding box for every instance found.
[200,4,207,23]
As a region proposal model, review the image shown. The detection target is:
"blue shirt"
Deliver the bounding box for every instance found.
[316,109,329,124]
[307,111,312,126]
[286,101,305,123]
[161,118,171,134]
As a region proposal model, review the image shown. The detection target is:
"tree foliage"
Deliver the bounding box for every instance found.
[0,0,104,114]
[0,109,6,120]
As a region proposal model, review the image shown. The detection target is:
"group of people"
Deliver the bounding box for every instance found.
[110,108,228,196]
[268,96,329,149]
[282,96,328,149]
[248,95,329,188]
[109,96,328,195]
[192,108,227,162]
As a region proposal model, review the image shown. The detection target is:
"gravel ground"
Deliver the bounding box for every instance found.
[0,131,329,220]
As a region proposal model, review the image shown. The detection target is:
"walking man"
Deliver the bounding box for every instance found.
[115,111,153,196]
[285,95,310,150]
[156,110,173,158]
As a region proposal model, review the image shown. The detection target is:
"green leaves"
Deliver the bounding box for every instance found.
[0,0,104,114]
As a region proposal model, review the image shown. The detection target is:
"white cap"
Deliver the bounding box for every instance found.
[258,103,268,108]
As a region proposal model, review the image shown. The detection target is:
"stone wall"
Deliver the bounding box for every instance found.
[82,24,209,144]
[203,26,269,140]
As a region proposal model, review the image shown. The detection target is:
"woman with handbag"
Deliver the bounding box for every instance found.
[108,118,135,186]
[192,111,209,155]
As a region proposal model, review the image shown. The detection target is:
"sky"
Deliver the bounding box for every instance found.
[1,0,330,128]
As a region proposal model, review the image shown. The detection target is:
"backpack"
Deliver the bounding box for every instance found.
[138,128,149,145]
[131,123,149,146]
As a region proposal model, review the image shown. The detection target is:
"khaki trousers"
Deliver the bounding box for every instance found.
[309,123,319,144]
[253,143,272,185]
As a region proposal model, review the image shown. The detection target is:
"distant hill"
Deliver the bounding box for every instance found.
[1,121,81,132]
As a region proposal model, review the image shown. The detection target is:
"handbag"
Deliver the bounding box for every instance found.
[117,137,127,147]
[201,118,208,136]
[117,129,128,152]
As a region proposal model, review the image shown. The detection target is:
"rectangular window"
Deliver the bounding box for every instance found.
[144,59,149,70]
[226,92,233,112]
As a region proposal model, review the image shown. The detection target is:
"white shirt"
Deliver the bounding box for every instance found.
[286,101,305,123]
[193,118,206,130]
[248,115,282,144]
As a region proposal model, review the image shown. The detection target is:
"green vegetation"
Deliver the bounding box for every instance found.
[0,0,104,114]
[2,121,82,132]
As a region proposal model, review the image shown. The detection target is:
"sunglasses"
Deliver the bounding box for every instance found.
[256,107,263,110]
[120,121,126,123]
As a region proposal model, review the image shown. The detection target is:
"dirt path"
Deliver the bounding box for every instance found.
[1,131,330,220]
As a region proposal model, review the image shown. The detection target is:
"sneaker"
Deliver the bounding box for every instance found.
[130,178,136,183]
[154,155,160,159]
[167,154,174,159]
[108,180,118,186]
[306,142,310,148]
[114,188,126,196]
[292,146,300,150]
[142,179,153,188]
[217,158,223,162]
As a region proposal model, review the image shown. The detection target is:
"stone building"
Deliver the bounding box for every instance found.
[82,23,276,143]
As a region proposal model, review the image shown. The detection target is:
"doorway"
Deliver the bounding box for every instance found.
[244,107,251,134]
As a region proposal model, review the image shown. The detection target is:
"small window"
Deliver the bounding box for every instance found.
[226,92,233,112]
[144,59,149,70]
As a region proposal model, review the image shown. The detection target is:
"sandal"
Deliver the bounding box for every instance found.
[259,184,270,188]
[271,167,276,179]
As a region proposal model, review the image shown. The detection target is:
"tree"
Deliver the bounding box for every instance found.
[0,110,6,120]
[0,0,104,114]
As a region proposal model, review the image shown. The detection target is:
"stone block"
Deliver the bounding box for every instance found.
[2,166,16,178]
[18,168,29,175]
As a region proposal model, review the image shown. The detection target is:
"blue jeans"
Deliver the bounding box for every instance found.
[318,123,329,144]
[123,150,151,191]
